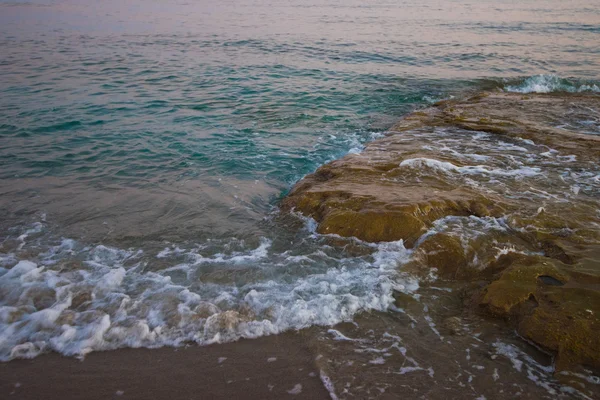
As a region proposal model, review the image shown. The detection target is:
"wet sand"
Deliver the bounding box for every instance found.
[0,331,330,400]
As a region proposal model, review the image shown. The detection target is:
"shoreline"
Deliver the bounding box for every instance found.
[0,330,331,400]
[1,90,599,399]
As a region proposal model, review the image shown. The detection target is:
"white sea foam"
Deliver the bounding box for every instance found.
[327,329,359,342]
[287,383,302,395]
[399,158,541,178]
[493,341,560,395]
[0,223,417,361]
[505,75,600,94]
[320,370,339,400]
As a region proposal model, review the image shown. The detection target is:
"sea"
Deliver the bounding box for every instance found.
[1,0,599,398]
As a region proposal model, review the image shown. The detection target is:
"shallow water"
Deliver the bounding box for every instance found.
[1,0,600,398]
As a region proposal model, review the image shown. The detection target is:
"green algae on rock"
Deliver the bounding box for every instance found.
[412,233,470,280]
[391,92,600,159]
[476,254,600,371]
[283,90,600,374]
[284,91,599,246]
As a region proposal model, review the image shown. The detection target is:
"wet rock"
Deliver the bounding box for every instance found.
[282,169,503,247]
[479,260,569,316]
[390,92,600,159]
[393,290,420,313]
[478,257,600,371]
[442,316,464,336]
[319,209,427,246]
[518,287,600,372]
[284,92,600,248]
[283,91,600,373]
[511,210,600,258]
[415,234,469,280]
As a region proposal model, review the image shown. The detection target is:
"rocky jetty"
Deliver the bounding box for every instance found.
[283,91,600,374]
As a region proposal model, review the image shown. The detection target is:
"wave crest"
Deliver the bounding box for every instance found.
[504,75,600,94]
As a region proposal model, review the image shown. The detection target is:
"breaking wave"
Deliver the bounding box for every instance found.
[0,222,418,361]
[504,75,600,94]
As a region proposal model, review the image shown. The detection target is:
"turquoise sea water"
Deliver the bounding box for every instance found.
[2,1,599,207]
[1,0,600,397]
[2,1,599,239]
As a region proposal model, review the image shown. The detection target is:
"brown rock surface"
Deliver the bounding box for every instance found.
[283,91,600,247]
[283,91,600,373]
[414,233,470,279]
[391,92,600,158]
[477,254,600,371]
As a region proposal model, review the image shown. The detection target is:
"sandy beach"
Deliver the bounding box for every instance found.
[0,331,330,400]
